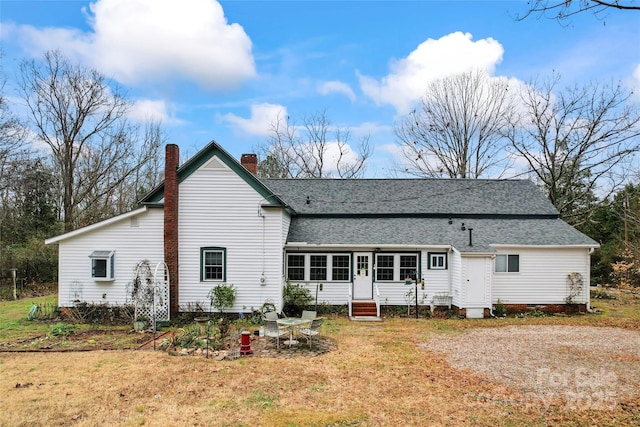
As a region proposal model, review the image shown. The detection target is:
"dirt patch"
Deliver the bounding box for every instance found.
[423,325,640,409]
[0,328,154,351]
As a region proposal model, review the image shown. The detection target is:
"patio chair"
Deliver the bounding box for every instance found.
[301,310,317,320]
[299,317,323,349]
[264,311,279,321]
[264,319,288,349]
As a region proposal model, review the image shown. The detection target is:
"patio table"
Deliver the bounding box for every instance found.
[276,317,311,347]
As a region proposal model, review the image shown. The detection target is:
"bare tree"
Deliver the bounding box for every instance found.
[395,70,515,179]
[516,0,639,22]
[0,72,28,184]
[259,111,371,178]
[17,51,163,231]
[505,75,640,225]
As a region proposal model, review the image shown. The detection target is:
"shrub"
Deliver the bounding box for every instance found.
[208,283,237,313]
[493,299,507,317]
[282,280,313,317]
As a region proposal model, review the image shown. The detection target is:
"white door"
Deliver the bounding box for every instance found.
[465,257,487,306]
[353,252,373,300]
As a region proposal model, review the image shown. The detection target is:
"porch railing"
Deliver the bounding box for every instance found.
[374,283,381,317]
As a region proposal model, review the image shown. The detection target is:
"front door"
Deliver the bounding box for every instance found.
[353,252,373,299]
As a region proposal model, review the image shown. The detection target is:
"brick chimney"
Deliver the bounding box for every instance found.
[241,153,258,175]
[164,144,180,319]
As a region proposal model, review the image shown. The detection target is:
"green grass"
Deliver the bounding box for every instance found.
[0,294,57,341]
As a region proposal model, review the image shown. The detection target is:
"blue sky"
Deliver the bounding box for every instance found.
[1,0,639,177]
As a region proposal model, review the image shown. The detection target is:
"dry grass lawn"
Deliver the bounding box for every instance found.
[1,290,639,426]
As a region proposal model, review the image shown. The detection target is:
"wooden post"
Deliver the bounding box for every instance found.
[10,269,17,300]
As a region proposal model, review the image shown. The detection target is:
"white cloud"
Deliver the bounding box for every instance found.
[10,0,255,90]
[129,99,177,123]
[358,31,504,115]
[222,103,287,136]
[320,141,360,175]
[318,81,356,102]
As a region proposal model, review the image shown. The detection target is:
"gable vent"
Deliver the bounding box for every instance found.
[204,157,227,170]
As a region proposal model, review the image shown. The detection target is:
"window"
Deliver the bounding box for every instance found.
[356,255,369,277]
[287,255,305,281]
[332,255,350,281]
[285,253,351,282]
[495,254,519,273]
[400,255,418,280]
[89,250,115,281]
[201,247,226,281]
[376,255,395,281]
[429,252,447,270]
[309,255,327,281]
[375,253,420,281]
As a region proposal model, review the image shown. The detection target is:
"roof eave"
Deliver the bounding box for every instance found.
[45,206,149,245]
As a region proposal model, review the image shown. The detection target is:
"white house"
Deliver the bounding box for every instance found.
[45,141,599,319]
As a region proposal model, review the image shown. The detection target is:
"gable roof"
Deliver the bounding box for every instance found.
[286,217,598,252]
[140,140,287,207]
[262,178,559,217]
[263,178,598,250]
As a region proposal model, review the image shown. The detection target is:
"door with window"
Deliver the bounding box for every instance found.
[353,252,373,299]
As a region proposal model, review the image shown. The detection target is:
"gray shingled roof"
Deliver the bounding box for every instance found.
[262,178,559,216]
[286,217,598,251]
[260,178,598,249]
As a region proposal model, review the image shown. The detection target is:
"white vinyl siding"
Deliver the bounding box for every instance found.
[177,160,285,312]
[492,247,591,305]
[449,248,463,307]
[56,209,164,307]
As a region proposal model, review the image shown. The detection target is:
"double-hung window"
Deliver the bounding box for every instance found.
[495,254,519,273]
[376,253,419,281]
[400,255,418,280]
[201,247,226,281]
[332,255,350,281]
[287,255,305,281]
[90,250,115,281]
[309,255,327,281]
[375,255,395,281]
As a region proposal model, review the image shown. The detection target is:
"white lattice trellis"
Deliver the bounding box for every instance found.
[131,261,170,326]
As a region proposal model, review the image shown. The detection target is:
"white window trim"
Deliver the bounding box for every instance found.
[89,250,115,282]
[429,253,447,270]
[495,254,520,273]
[201,247,226,282]
[375,253,419,282]
[286,253,351,282]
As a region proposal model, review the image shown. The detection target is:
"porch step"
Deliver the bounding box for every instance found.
[352,301,378,317]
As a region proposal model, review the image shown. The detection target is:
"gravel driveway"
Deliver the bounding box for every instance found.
[424,325,640,409]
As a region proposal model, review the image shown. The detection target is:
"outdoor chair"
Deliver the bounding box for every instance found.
[264,311,279,321]
[301,310,317,320]
[299,317,323,349]
[264,319,288,349]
